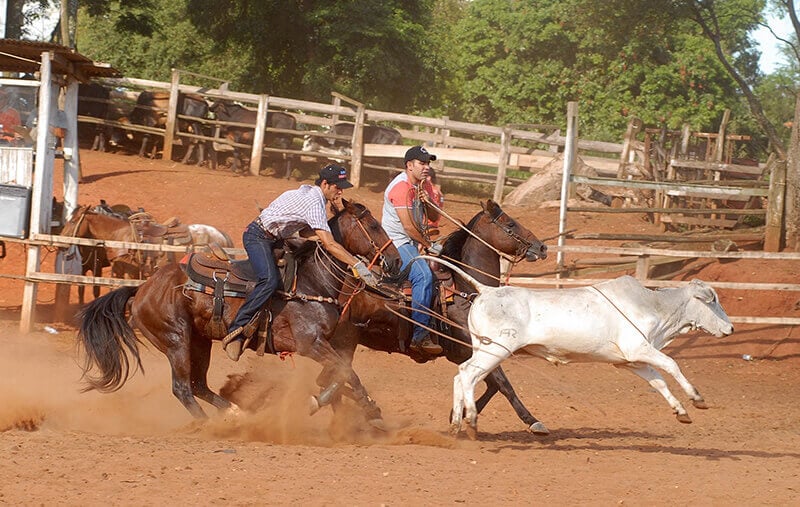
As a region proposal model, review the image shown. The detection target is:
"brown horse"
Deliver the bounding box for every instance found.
[329,199,552,433]
[61,204,143,304]
[77,199,402,425]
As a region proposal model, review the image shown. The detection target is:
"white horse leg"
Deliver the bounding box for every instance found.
[620,363,692,423]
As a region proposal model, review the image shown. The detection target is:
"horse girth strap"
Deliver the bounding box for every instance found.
[204,271,228,339]
[276,290,339,306]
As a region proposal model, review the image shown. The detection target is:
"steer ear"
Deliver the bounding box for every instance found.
[690,279,716,304]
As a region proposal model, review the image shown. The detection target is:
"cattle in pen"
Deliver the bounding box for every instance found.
[208,100,297,175]
[116,91,210,165]
[77,83,113,151]
[302,122,403,177]
[302,122,402,156]
[423,260,735,439]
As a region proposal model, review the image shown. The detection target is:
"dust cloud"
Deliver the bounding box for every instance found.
[0,324,454,447]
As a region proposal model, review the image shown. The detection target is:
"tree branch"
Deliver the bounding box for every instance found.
[690,0,787,159]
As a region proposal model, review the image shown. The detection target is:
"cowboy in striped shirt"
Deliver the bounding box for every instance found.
[223,164,378,361]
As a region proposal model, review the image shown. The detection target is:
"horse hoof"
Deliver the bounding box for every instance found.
[224,403,243,417]
[449,423,461,437]
[309,396,321,416]
[528,421,550,435]
[676,413,692,424]
[693,399,708,409]
[367,418,388,432]
[465,424,478,441]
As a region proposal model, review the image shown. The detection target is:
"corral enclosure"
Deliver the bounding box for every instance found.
[0,150,798,505]
[2,58,796,330]
[1,41,799,507]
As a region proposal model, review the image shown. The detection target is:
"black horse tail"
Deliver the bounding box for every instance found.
[77,286,143,393]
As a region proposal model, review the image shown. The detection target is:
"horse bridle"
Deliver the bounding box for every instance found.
[345,205,394,271]
[485,206,536,263]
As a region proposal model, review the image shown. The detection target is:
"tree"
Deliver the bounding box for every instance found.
[76,0,438,111]
[447,0,751,141]
[684,0,799,250]
[4,0,52,39]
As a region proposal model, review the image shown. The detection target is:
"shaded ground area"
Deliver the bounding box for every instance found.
[0,150,798,505]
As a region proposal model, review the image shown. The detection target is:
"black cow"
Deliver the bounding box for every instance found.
[302,122,402,154]
[118,91,210,165]
[302,123,403,177]
[208,100,297,175]
[77,83,112,151]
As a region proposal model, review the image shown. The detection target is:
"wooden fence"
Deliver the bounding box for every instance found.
[508,243,800,326]
[2,233,797,327]
[83,69,627,201]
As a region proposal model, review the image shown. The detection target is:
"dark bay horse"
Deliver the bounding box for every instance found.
[77,199,402,425]
[330,199,552,433]
[61,204,142,304]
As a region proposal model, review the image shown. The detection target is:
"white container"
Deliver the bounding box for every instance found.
[0,183,31,238]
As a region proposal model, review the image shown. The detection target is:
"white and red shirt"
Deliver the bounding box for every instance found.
[382,172,419,247]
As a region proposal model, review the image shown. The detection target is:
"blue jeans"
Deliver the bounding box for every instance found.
[228,221,281,333]
[397,242,434,341]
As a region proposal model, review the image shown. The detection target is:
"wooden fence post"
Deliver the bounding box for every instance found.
[765,157,785,252]
[493,126,511,203]
[350,106,366,188]
[250,94,269,176]
[21,52,56,332]
[557,101,578,277]
[163,69,180,162]
[616,117,641,178]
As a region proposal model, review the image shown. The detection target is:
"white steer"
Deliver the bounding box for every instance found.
[422,258,734,439]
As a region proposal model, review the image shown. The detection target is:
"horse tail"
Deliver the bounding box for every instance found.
[418,255,489,294]
[77,286,143,393]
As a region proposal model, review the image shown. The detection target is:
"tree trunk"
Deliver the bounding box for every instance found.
[4,0,25,39]
[785,92,800,251]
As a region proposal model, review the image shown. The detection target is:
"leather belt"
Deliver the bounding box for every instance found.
[254,219,277,240]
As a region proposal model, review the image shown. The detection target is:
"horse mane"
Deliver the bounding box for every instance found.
[440,211,482,262]
[328,200,367,244]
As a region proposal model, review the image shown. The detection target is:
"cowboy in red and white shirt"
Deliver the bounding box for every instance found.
[382,145,443,355]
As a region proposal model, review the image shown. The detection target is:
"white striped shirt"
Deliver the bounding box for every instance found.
[258,184,330,239]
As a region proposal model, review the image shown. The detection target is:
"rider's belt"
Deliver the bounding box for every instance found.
[255,219,277,240]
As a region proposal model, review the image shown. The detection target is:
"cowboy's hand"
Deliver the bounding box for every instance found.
[425,240,443,256]
[352,261,380,286]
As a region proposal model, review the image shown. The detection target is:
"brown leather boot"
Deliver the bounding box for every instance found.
[410,334,442,355]
[222,326,245,361]
[224,339,243,361]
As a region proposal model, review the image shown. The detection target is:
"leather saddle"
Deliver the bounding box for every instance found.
[180,240,303,297]
[179,242,303,352]
[139,217,193,245]
[182,253,258,295]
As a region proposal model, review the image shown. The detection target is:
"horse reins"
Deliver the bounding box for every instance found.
[419,191,533,266]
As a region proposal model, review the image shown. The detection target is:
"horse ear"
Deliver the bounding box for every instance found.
[480,200,488,212]
[341,198,350,207]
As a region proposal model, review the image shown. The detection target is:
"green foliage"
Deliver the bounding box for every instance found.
[76,0,233,83]
[71,0,793,160]
[757,69,798,144]
[444,0,763,141]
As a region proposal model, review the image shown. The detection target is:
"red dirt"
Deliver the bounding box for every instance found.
[1,150,799,505]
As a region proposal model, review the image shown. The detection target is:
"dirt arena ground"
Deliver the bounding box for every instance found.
[1,149,799,505]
